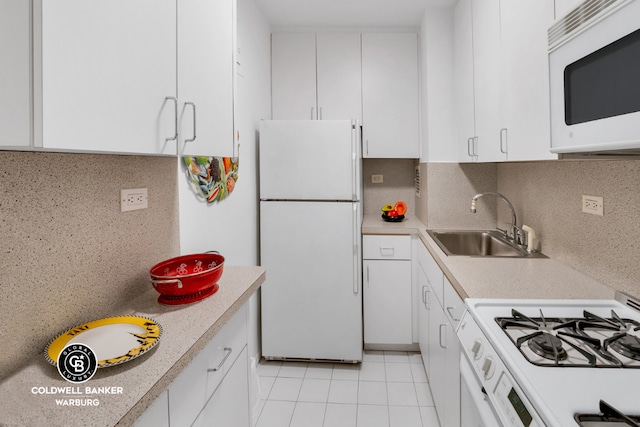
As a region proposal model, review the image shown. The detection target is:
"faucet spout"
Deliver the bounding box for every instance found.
[470,192,518,241]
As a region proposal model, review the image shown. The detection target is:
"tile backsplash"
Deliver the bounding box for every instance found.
[0,151,179,380]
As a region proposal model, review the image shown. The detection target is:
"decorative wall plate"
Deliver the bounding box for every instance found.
[45,316,162,368]
[184,156,239,203]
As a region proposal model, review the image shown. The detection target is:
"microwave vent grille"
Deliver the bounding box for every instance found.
[548,0,628,50]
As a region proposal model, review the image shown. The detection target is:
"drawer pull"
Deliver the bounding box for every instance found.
[379,247,395,256]
[446,306,461,322]
[208,347,232,372]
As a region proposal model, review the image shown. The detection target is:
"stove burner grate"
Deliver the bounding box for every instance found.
[496,308,640,368]
[575,400,640,426]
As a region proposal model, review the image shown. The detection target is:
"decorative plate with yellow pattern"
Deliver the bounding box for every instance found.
[45,316,162,368]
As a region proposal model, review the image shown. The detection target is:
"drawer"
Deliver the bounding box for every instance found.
[168,303,248,427]
[363,235,411,260]
[203,303,248,398]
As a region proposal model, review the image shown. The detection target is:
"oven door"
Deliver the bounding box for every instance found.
[460,354,502,427]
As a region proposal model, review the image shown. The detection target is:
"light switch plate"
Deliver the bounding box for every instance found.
[371,174,383,183]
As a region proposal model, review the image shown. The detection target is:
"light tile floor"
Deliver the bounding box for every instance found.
[253,351,441,427]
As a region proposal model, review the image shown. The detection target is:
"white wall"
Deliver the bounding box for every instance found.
[419,7,456,163]
[177,0,271,370]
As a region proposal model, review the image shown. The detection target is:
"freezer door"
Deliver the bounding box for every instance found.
[260,201,362,362]
[259,120,360,201]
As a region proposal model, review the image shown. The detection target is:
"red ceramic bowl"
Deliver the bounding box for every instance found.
[149,252,224,297]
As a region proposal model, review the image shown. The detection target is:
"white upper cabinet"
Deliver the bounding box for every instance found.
[271,33,318,120]
[35,0,177,155]
[454,0,504,163]
[471,0,504,162]
[453,0,556,162]
[453,0,477,162]
[178,0,235,157]
[0,1,31,149]
[316,33,362,122]
[271,32,362,122]
[361,33,420,159]
[500,0,556,161]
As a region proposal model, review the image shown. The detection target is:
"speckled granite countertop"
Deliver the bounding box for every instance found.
[0,265,265,427]
[362,214,615,300]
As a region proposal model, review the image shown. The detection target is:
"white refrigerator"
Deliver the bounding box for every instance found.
[259,120,363,362]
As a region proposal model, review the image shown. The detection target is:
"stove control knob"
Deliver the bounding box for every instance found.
[471,339,484,360]
[481,356,496,380]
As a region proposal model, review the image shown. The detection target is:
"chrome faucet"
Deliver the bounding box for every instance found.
[470,192,524,244]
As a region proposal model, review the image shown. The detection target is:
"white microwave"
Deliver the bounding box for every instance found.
[549,0,640,155]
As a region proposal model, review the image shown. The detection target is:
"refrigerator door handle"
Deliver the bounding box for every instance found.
[352,203,360,295]
[351,122,358,200]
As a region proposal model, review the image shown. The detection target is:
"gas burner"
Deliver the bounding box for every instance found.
[607,334,640,361]
[529,333,568,361]
[495,308,640,368]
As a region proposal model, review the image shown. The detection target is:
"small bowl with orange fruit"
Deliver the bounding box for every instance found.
[381,201,407,222]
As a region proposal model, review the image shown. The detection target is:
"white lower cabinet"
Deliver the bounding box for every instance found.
[418,241,461,427]
[363,235,413,346]
[192,347,250,427]
[133,390,169,427]
[134,303,249,427]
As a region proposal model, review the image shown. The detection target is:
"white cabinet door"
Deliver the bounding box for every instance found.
[271,33,317,120]
[472,0,504,162]
[0,0,30,149]
[500,0,556,161]
[363,259,413,345]
[36,0,177,155]
[417,265,430,364]
[454,0,477,162]
[362,33,420,159]
[178,0,234,157]
[444,322,461,427]
[134,390,169,427]
[316,33,362,122]
[428,299,448,425]
[192,347,250,427]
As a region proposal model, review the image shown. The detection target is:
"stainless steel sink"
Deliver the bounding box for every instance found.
[427,230,545,258]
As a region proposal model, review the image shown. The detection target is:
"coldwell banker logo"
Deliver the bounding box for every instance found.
[57,343,98,383]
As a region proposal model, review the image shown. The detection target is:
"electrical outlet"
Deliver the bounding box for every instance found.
[582,195,603,216]
[121,188,148,212]
[371,174,383,183]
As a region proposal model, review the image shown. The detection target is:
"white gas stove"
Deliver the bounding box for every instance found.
[459,293,640,427]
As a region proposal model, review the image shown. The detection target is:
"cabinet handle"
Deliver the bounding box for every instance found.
[439,324,447,349]
[467,137,474,158]
[208,347,233,372]
[425,287,431,310]
[421,285,426,304]
[165,96,178,142]
[446,306,461,322]
[473,136,479,158]
[379,247,395,257]
[184,102,197,143]
[311,107,315,120]
[366,265,370,288]
[319,107,323,120]
[500,128,507,154]
[366,139,369,156]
